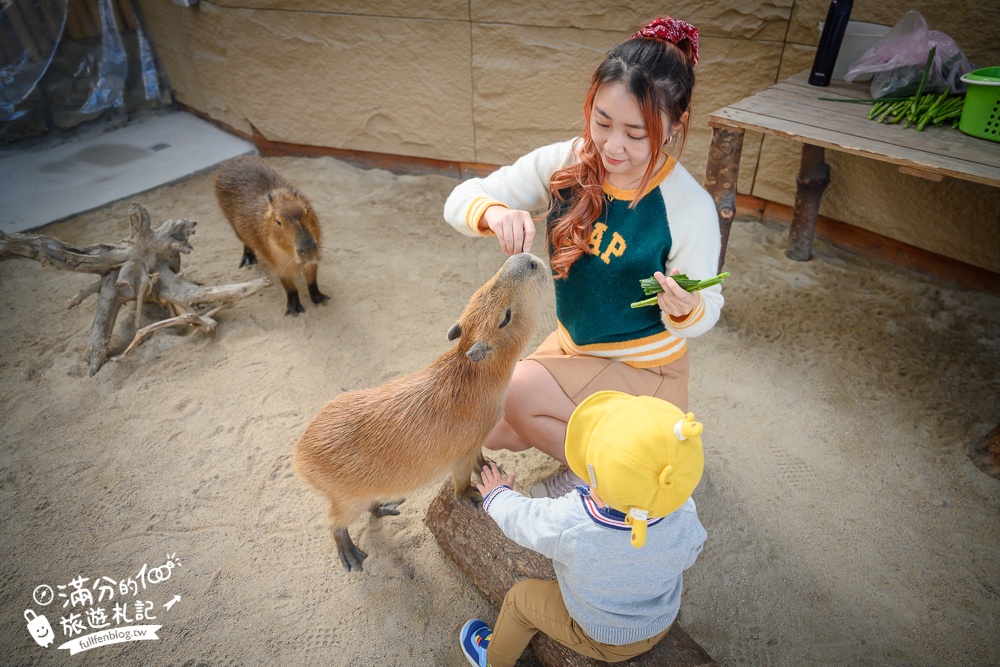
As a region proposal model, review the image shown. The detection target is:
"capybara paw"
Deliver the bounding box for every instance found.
[309,285,330,306]
[334,529,368,573]
[454,485,483,509]
[337,544,368,572]
[285,293,306,316]
[239,247,258,268]
[370,499,405,517]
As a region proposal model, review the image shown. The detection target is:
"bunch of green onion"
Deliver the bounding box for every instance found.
[630,272,730,309]
[819,46,965,132]
[866,91,964,131]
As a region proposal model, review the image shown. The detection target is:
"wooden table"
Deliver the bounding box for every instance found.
[703,70,1000,269]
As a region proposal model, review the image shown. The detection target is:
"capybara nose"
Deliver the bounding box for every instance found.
[297,234,318,258]
[510,252,539,272]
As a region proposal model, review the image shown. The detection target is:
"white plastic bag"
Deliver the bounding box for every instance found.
[843,11,974,98]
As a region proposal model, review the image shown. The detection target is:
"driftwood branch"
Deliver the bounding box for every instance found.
[0,202,271,376]
[113,306,224,362]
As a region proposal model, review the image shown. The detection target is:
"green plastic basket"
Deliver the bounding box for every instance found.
[959,66,1000,142]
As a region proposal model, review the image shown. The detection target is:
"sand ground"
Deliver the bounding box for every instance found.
[1,156,998,666]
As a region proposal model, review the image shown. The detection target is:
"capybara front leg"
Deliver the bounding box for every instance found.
[333,527,367,573]
[452,462,483,509]
[284,289,305,316]
[370,499,405,517]
[280,272,305,316]
[239,246,257,268]
[305,263,329,306]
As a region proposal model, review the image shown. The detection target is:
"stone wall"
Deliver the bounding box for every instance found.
[137,0,1000,273]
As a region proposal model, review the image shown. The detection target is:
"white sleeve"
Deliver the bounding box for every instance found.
[443,139,579,237]
[660,163,725,338]
[482,486,577,560]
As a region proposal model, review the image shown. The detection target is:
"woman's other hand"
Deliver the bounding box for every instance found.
[655,269,699,320]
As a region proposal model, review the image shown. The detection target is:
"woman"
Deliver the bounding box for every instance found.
[444,17,722,498]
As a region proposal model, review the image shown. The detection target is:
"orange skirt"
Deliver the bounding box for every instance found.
[525,331,690,412]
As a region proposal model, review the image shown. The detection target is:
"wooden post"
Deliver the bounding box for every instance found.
[425,481,717,667]
[704,126,745,272]
[786,144,830,262]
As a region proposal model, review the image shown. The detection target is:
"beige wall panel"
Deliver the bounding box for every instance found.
[208,0,469,21]
[778,42,819,79]
[752,134,807,207]
[162,5,475,161]
[788,0,999,65]
[752,136,1000,273]
[470,0,793,41]
[687,37,785,193]
[469,24,609,166]
[472,27,782,191]
[750,43,815,209]
[821,156,1000,272]
[137,1,251,134]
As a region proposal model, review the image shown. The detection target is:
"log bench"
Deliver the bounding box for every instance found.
[425,481,716,667]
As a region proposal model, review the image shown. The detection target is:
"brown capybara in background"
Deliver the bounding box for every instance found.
[293,253,548,572]
[215,156,328,315]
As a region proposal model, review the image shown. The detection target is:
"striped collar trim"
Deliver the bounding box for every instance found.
[601,154,676,202]
[577,487,664,531]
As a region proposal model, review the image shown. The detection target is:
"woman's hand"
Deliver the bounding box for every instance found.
[481,206,535,255]
[655,269,699,320]
[476,462,517,497]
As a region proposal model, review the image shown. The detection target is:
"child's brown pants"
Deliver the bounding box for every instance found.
[486,578,670,667]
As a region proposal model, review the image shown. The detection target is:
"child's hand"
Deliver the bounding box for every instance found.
[476,462,516,497]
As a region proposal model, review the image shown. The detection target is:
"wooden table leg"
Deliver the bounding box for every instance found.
[704,126,744,272]
[787,143,830,261]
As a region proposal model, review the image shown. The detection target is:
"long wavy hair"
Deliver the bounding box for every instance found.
[547,36,696,279]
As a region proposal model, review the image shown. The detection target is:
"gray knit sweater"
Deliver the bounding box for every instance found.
[482,485,706,646]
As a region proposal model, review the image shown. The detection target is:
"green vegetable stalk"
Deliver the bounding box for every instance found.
[630,271,730,309]
[820,46,966,132]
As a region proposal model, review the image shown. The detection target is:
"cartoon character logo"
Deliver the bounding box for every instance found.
[24,609,54,648]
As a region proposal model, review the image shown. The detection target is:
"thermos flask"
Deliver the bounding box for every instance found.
[808,0,854,86]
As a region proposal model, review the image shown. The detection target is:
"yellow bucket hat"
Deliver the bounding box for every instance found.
[565,391,704,548]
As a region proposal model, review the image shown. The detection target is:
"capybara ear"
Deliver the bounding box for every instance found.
[447,323,462,341]
[466,342,494,362]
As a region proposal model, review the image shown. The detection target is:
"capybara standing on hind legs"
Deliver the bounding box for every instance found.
[215,156,328,315]
[293,253,548,572]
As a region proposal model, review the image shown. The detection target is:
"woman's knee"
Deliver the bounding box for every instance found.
[503,361,572,423]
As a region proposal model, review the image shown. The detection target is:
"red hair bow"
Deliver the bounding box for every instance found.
[630,17,700,67]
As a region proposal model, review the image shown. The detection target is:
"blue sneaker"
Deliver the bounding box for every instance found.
[459,618,492,667]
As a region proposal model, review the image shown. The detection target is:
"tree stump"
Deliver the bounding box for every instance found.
[0,202,271,375]
[425,481,717,667]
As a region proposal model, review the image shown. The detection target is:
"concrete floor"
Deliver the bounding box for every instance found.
[0,111,254,234]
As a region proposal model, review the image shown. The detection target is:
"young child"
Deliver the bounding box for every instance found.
[459,391,707,667]
[442,17,722,499]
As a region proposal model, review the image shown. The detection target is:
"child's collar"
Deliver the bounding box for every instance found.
[577,486,665,530]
